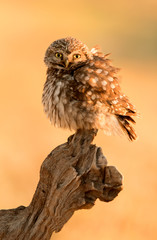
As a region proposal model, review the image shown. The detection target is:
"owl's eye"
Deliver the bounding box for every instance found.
[73,54,81,59]
[55,52,63,59]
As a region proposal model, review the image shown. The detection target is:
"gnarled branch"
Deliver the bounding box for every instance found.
[0,130,122,240]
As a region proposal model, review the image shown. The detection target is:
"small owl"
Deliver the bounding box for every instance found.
[42,37,138,140]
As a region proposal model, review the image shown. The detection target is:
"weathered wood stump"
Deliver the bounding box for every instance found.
[0,129,122,240]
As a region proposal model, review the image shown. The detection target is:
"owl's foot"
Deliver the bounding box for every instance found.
[68,133,75,143]
[68,129,98,145]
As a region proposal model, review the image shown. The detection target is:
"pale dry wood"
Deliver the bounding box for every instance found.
[0,129,122,240]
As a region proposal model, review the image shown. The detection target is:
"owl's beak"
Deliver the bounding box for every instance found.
[65,59,69,68]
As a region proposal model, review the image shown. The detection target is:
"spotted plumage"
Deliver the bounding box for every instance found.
[42,37,138,140]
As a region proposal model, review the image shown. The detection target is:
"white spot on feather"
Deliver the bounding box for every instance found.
[87,91,92,95]
[91,77,98,84]
[112,100,118,104]
[96,69,102,74]
[111,83,115,89]
[54,86,61,97]
[91,48,97,54]
[126,103,130,108]
[108,76,113,82]
[97,101,102,107]
[91,95,96,100]
[85,76,89,81]
[56,81,62,86]
[102,80,107,86]
[53,96,59,104]
[57,101,64,116]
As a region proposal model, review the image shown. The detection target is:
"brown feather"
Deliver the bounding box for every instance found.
[117,115,137,141]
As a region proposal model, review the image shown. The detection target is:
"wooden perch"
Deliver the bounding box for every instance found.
[0,129,122,240]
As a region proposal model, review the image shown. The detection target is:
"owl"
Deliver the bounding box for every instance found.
[42,37,138,140]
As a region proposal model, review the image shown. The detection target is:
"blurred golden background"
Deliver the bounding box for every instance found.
[0,0,157,239]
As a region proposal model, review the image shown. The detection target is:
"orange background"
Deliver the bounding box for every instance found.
[0,1,157,239]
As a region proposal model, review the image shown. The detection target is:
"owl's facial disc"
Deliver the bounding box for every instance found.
[44,37,92,70]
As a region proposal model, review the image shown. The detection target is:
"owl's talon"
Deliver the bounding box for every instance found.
[67,134,75,143]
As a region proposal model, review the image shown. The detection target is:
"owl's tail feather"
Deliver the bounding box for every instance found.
[117,115,137,141]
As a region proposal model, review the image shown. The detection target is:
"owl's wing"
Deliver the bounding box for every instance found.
[74,52,138,140]
[74,52,137,117]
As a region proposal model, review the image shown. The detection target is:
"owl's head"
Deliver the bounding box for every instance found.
[44,37,92,70]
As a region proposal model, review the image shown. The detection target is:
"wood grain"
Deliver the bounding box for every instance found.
[0,130,122,240]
